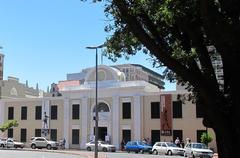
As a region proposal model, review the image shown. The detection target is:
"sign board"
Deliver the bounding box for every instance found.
[160,94,173,136]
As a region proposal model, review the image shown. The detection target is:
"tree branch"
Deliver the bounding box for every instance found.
[182,20,219,92]
[113,0,217,93]
[112,1,187,77]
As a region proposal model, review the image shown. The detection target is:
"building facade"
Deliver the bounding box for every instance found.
[0,76,49,99]
[0,65,217,151]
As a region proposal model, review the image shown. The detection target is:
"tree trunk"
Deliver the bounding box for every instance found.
[212,102,240,158]
[214,123,240,158]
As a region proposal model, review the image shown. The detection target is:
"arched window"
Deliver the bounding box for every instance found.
[93,102,109,112]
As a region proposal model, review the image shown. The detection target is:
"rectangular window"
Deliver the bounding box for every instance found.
[35,129,42,137]
[122,129,131,143]
[122,102,131,119]
[151,102,160,118]
[72,104,80,119]
[8,107,14,120]
[197,130,207,143]
[173,130,183,143]
[20,129,27,142]
[173,101,182,118]
[8,128,13,138]
[21,106,27,120]
[51,105,58,120]
[35,106,42,120]
[50,129,57,141]
[151,130,160,145]
[72,129,79,144]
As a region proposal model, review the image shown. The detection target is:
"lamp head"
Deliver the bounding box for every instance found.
[86,43,105,49]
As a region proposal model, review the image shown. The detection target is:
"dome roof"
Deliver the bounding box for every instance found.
[84,65,125,83]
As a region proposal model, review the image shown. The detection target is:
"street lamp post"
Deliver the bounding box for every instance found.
[86,44,105,158]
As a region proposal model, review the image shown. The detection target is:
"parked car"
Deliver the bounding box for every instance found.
[85,140,116,152]
[12,140,24,149]
[152,142,185,156]
[30,137,59,150]
[0,138,20,148]
[0,138,9,148]
[125,141,152,154]
[184,142,214,158]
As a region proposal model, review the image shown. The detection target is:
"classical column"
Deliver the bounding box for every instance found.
[112,96,120,149]
[81,97,88,149]
[133,95,141,140]
[63,98,70,149]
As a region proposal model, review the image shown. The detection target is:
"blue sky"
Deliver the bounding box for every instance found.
[0,0,175,91]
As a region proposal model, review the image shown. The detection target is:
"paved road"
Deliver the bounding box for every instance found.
[0,149,185,158]
[0,149,85,158]
[0,148,218,158]
[2,149,219,158]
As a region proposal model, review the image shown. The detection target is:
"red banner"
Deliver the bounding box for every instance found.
[160,94,172,136]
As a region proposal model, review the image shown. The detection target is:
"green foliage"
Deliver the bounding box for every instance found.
[201,132,213,146]
[0,120,19,132]
[101,0,205,85]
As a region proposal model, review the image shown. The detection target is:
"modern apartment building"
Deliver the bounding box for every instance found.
[113,64,165,89]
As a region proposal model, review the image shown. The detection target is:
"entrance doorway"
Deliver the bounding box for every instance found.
[122,129,131,143]
[94,127,107,141]
[151,130,160,145]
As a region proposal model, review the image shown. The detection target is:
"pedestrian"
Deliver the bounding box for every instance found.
[146,138,151,145]
[62,138,66,149]
[90,134,95,142]
[142,138,147,144]
[60,138,66,149]
[105,134,110,144]
[180,140,185,148]
[121,139,125,151]
[175,137,180,147]
[186,138,191,144]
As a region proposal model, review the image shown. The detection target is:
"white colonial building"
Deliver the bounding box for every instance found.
[0,65,217,151]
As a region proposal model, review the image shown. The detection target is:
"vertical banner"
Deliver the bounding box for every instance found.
[160,94,172,136]
[42,100,50,136]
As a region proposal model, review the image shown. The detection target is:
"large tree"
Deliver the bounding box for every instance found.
[86,0,240,157]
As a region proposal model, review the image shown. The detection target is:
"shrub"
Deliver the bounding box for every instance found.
[201,132,213,146]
